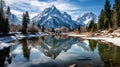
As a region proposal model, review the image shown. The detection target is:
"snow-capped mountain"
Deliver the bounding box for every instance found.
[32,36,78,59]
[1,0,20,25]
[5,13,20,25]
[32,5,79,29]
[77,11,97,26]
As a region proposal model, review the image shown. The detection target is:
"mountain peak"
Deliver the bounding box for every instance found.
[32,5,79,29]
[78,11,96,18]
[77,11,97,26]
[43,5,60,15]
[50,5,56,9]
[47,5,58,11]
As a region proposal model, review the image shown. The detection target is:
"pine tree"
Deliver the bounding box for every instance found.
[118,7,120,27]
[98,0,112,30]
[3,18,10,35]
[0,0,10,35]
[88,20,97,32]
[113,0,120,11]
[25,11,30,24]
[78,25,81,33]
[21,11,30,34]
[22,13,27,34]
[6,6,11,14]
[0,7,4,33]
[112,0,120,27]
[98,9,105,30]
[0,3,5,35]
[88,21,93,32]
[104,0,112,29]
[111,10,117,29]
[52,28,55,32]
[6,18,10,34]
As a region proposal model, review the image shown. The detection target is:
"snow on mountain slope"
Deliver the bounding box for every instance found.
[5,13,20,25]
[77,11,97,26]
[33,36,78,59]
[32,5,79,29]
[0,0,20,25]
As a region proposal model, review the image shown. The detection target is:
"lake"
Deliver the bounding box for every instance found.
[0,35,120,67]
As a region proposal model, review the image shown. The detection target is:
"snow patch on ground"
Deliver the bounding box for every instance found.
[0,43,14,50]
[0,32,48,50]
[68,33,87,37]
[67,33,120,47]
[82,37,120,47]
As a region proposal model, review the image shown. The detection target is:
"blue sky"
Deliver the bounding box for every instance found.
[5,0,114,19]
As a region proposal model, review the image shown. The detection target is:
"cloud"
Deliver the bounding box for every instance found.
[5,0,37,18]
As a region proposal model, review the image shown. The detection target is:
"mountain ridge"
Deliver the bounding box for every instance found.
[0,0,20,25]
[32,5,80,30]
[77,11,97,26]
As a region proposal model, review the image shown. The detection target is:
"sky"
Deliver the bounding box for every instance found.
[4,0,114,19]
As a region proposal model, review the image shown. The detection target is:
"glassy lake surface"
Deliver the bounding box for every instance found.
[0,35,120,67]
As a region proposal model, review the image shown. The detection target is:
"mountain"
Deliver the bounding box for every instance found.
[32,5,79,29]
[77,11,97,26]
[5,13,20,25]
[0,0,20,25]
[31,36,78,59]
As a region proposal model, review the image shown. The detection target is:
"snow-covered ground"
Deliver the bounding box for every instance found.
[68,33,120,47]
[82,37,120,47]
[0,32,48,50]
[15,32,48,40]
[0,36,16,43]
[1,32,120,50]
[0,43,14,50]
[67,29,120,47]
[68,33,87,37]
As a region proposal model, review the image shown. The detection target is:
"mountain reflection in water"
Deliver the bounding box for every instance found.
[0,35,120,67]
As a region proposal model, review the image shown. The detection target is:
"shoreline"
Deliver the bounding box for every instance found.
[0,32,48,50]
[1,32,120,50]
[68,33,120,47]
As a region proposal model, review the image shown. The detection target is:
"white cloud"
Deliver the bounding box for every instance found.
[4,0,81,19]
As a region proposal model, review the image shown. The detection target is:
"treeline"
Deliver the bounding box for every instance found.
[98,0,120,30]
[87,0,120,33]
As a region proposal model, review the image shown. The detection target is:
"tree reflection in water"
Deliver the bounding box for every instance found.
[1,35,120,67]
[0,46,11,67]
[20,39,31,60]
[28,35,78,59]
[89,40,97,52]
[98,42,120,67]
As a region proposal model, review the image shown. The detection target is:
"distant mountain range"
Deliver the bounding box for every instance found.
[76,11,97,26]
[32,5,97,29]
[2,0,98,28]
